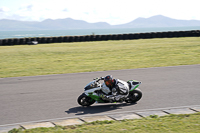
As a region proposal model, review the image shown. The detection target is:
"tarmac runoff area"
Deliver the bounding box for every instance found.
[0,105,200,133]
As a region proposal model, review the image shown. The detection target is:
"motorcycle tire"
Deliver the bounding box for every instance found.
[77,93,95,106]
[125,88,142,103]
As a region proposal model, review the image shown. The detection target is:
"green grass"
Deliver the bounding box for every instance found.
[1,37,200,78]
[9,112,200,133]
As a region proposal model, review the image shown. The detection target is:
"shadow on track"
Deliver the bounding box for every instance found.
[65,103,136,115]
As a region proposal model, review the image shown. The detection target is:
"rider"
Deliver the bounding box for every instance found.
[99,75,129,102]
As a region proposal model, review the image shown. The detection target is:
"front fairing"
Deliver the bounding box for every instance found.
[84,80,104,102]
[84,81,100,90]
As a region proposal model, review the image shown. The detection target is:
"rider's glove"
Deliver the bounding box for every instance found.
[100,94,105,98]
[100,77,104,80]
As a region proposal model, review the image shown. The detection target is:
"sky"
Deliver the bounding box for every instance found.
[0,0,200,25]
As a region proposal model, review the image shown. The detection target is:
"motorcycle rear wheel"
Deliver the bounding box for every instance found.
[125,88,142,103]
[77,93,95,106]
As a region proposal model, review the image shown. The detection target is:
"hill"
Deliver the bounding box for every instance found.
[0,15,200,30]
[115,15,200,28]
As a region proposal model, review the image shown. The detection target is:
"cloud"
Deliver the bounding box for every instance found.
[0,7,11,20]
[63,8,69,12]
[0,7,10,12]
[19,4,34,11]
[26,5,34,11]
[1,0,200,24]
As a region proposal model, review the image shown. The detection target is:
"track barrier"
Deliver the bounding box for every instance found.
[0,30,199,46]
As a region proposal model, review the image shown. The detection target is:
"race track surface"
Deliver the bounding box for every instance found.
[0,65,200,125]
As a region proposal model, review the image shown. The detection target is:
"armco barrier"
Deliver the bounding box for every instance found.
[2,39,8,46]
[63,36,69,42]
[23,38,30,45]
[7,39,13,45]
[13,38,19,45]
[68,36,74,42]
[0,30,199,46]
[94,35,100,41]
[78,36,84,42]
[57,37,63,43]
[40,37,46,43]
[19,38,25,45]
[46,37,53,43]
[52,37,57,43]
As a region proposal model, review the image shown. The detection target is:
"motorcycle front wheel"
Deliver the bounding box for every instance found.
[77,93,95,106]
[125,88,142,103]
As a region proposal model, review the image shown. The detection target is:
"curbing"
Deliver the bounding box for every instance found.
[163,108,197,115]
[135,110,167,117]
[21,122,55,130]
[190,106,200,112]
[0,125,20,133]
[109,113,141,120]
[52,118,84,126]
[0,105,200,133]
[80,115,113,123]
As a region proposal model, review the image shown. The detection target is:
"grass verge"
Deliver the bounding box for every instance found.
[0,37,200,78]
[9,112,200,133]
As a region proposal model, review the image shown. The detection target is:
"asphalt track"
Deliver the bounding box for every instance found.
[0,65,200,126]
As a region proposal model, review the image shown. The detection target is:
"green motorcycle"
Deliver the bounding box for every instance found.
[77,77,142,106]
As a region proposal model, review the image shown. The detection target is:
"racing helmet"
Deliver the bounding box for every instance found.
[104,75,114,87]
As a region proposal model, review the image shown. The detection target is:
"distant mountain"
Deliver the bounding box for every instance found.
[0,19,40,30]
[0,15,200,31]
[36,18,111,30]
[114,15,200,28]
[0,18,111,31]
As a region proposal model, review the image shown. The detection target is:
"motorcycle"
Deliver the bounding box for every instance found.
[77,77,142,106]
